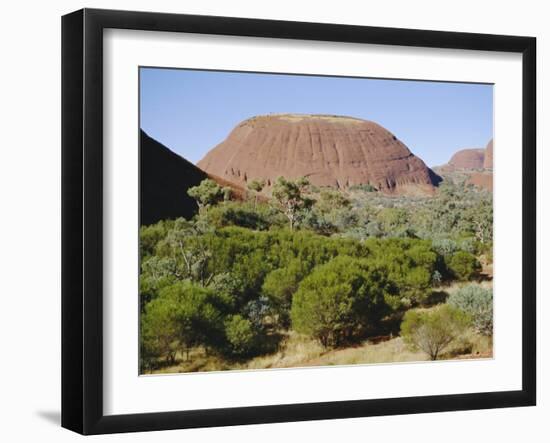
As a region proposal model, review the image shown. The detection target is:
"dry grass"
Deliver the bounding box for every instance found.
[433,280,493,297]
[149,323,492,375]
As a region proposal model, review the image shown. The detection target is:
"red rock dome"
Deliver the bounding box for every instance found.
[197,114,440,194]
[448,148,485,170]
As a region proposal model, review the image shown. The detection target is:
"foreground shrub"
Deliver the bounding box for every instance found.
[448,250,481,281]
[262,258,311,327]
[224,315,259,357]
[363,238,440,307]
[448,285,493,335]
[291,256,393,348]
[401,305,471,360]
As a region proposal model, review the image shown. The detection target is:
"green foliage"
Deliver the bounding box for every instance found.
[247,178,265,193]
[139,220,172,259]
[262,258,311,327]
[188,179,231,210]
[401,305,471,360]
[224,315,260,357]
[140,293,180,372]
[140,174,493,370]
[271,176,315,230]
[377,207,409,235]
[363,238,439,307]
[448,251,481,281]
[291,256,394,348]
[350,183,377,192]
[158,281,226,353]
[448,285,493,335]
[247,178,266,210]
[315,189,351,214]
[201,201,273,230]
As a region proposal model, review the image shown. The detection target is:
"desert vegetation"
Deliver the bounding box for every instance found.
[139,174,493,373]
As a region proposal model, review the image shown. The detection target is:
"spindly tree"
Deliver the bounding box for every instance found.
[247,178,265,209]
[188,178,231,211]
[401,305,471,360]
[271,176,314,231]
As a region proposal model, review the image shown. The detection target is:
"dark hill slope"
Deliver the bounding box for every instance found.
[140,130,207,225]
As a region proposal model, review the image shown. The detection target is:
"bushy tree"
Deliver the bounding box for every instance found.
[448,284,493,335]
[315,189,351,214]
[291,256,393,347]
[262,258,311,327]
[363,238,439,307]
[448,250,481,281]
[140,294,180,372]
[203,201,271,230]
[224,314,259,357]
[188,179,231,210]
[401,305,471,360]
[140,221,171,259]
[146,281,226,361]
[377,207,408,236]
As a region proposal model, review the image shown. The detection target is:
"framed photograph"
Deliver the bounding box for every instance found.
[62,8,536,435]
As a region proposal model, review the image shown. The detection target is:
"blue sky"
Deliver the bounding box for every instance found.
[140,68,493,167]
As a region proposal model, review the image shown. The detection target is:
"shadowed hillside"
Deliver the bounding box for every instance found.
[140,130,207,225]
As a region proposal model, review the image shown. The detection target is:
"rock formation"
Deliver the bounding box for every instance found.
[467,172,493,191]
[198,114,441,194]
[435,139,494,192]
[448,148,486,170]
[483,139,493,169]
[440,139,493,172]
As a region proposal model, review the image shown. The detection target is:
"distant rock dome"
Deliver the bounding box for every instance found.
[197,114,441,194]
[448,148,486,170]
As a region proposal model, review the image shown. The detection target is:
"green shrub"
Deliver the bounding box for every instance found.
[262,258,311,327]
[147,281,226,360]
[140,295,180,372]
[401,305,471,360]
[187,178,231,210]
[431,238,458,257]
[363,238,439,306]
[224,315,259,357]
[291,256,394,348]
[203,202,271,230]
[448,284,493,335]
[448,250,481,281]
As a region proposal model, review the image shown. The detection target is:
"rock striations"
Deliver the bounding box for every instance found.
[198,114,441,194]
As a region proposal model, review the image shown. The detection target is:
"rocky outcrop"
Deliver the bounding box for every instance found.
[198,114,441,194]
[448,148,486,170]
[483,139,493,169]
[435,139,494,192]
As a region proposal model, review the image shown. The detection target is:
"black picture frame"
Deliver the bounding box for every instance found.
[62,8,536,435]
